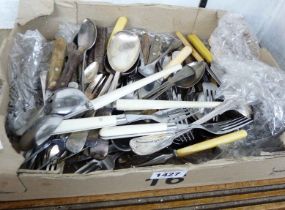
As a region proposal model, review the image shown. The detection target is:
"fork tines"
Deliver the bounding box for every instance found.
[218,117,253,132]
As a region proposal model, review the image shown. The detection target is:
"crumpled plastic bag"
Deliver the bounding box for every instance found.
[208,13,285,156]
[55,22,80,43]
[216,58,285,136]
[209,13,260,61]
[7,30,52,135]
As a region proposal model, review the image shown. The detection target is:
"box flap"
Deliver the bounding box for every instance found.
[260,48,280,67]
[0,34,25,193]
[77,1,199,33]
[0,115,25,193]
[17,0,54,25]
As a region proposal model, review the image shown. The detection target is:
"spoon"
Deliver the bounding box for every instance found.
[78,19,97,90]
[107,31,141,91]
[175,61,206,88]
[84,61,99,84]
[19,64,182,151]
[45,88,89,116]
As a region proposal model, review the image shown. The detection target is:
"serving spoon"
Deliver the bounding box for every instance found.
[107,31,141,92]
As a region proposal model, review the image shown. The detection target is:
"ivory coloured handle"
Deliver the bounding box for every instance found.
[176,130,247,157]
[115,99,221,110]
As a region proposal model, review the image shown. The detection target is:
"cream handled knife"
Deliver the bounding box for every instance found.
[99,123,177,140]
[53,115,126,135]
[115,99,221,111]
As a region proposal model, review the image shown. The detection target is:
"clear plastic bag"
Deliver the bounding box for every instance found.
[208,13,285,156]
[216,58,285,136]
[55,22,80,43]
[7,30,52,135]
[209,13,260,62]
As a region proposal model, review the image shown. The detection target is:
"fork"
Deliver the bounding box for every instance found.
[173,117,195,145]
[202,82,218,121]
[52,108,197,135]
[128,117,251,156]
[127,108,197,124]
[99,116,252,139]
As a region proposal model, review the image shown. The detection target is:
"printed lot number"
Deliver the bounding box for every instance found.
[150,170,187,180]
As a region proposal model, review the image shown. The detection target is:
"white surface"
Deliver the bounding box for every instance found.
[81,0,199,6]
[0,0,19,28]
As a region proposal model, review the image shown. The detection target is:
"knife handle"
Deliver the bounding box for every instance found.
[90,64,182,110]
[108,16,128,46]
[47,37,67,90]
[57,43,82,88]
[141,33,151,64]
[116,99,221,110]
[99,123,173,139]
[53,115,119,134]
[176,130,247,157]
[164,46,192,69]
[176,32,203,62]
[187,34,213,63]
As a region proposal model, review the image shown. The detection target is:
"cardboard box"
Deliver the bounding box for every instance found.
[0,0,284,201]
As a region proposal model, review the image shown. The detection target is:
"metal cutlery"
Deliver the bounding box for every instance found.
[52,108,195,134]
[136,130,248,166]
[115,99,221,111]
[143,64,195,99]
[99,116,252,139]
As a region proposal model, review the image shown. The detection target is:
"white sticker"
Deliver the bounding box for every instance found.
[150,170,187,179]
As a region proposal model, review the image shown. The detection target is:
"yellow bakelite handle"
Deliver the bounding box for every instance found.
[187,34,213,63]
[108,16,128,45]
[176,31,203,62]
[176,130,248,157]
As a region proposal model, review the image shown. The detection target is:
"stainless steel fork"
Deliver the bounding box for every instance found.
[173,117,195,145]
[202,82,218,121]
[100,116,253,139]
[126,108,198,123]
[192,116,252,135]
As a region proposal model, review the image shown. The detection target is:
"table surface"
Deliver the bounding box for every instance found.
[2,177,285,209]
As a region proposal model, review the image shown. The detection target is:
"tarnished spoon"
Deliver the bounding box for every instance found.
[78,19,97,90]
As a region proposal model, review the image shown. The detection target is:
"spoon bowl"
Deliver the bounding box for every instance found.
[107,31,141,73]
[176,61,206,88]
[78,19,97,90]
[78,19,97,52]
[46,88,89,116]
